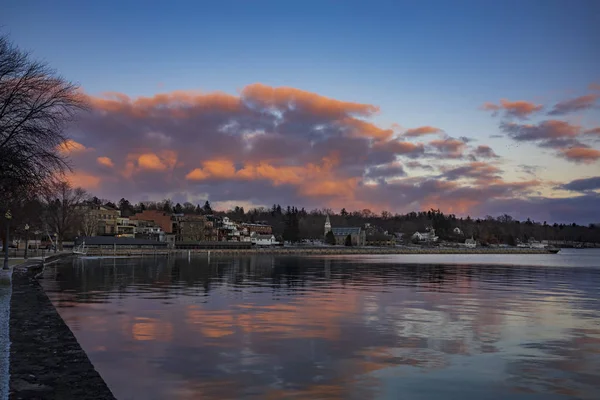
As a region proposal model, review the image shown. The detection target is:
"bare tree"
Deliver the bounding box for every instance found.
[42,180,87,250]
[79,206,99,237]
[0,34,87,209]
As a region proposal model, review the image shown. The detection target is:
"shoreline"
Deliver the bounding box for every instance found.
[81,246,559,257]
[9,260,115,400]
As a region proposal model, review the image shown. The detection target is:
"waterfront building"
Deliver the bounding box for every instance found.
[130,210,175,234]
[251,232,278,246]
[412,228,439,243]
[324,215,366,246]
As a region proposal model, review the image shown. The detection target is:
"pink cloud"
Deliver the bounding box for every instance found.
[59,83,598,222]
[403,126,443,137]
[482,99,543,118]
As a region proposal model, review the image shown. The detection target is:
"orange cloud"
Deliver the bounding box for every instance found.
[377,140,425,156]
[186,156,339,186]
[240,83,379,118]
[589,82,600,91]
[65,171,101,189]
[124,150,178,177]
[87,90,241,117]
[57,139,90,154]
[560,147,600,164]
[482,99,543,118]
[96,156,114,168]
[343,118,393,140]
[548,94,599,116]
[300,178,359,198]
[584,127,600,136]
[429,137,467,158]
[404,126,443,137]
[185,156,355,198]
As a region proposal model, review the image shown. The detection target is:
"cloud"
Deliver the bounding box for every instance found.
[403,126,442,137]
[57,139,91,154]
[439,162,502,183]
[499,120,582,149]
[428,137,467,159]
[519,164,542,177]
[584,127,600,136]
[471,145,499,159]
[65,171,101,189]
[61,83,600,223]
[559,176,600,192]
[364,161,406,180]
[589,83,600,91]
[547,94,599,116]
[240,83,379,118]
[482,99,543,119]
[97,156,114,168]
[471,193,600,225]
[405,161,434,171]
[559,147,600,164]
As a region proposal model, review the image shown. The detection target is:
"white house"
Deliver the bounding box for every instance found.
[251,232,277,246]
[465,237,476,248]
[412,228,439,242]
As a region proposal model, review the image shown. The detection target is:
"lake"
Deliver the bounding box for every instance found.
[42,250,600,399]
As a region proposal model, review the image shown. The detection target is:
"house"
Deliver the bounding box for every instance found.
[324,215,366,246]
[77,202,121,236]
[366,232,396,246]
[251,233,278,246]
[116,217,136,238]
[135,221,166,242]
[412,228,439,243]
[453,227,463,235]
[130,210,175,233]
[465,237,476,248]
[176,214,207,242]
[241,223,273,235]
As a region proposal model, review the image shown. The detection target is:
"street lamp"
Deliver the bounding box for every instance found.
[24,224,30,259]
[3,210,12,270]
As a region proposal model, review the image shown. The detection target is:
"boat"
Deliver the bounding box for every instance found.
[547,247,560,254]
[72,240,87,256]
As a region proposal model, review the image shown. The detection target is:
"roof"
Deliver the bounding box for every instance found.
[255,234,275,240]
[77,236,167,246]
[331,227,362,235]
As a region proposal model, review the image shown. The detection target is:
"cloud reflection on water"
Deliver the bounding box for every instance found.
[42,253,600,399]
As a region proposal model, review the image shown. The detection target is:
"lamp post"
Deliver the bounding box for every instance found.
[24,224,30,259]
[3,210,12,270]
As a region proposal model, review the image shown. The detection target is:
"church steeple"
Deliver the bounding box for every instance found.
[324,214,332,236]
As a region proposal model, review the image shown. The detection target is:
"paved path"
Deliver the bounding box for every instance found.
[9,263,115,399]
[0,268,12,400]
[0,253,70,400]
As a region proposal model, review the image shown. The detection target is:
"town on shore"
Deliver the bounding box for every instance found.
[3,191,599,256]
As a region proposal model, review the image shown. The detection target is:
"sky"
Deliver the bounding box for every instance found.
[3,0,600,223]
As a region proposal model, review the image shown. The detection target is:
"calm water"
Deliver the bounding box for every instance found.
[42,250,600,400]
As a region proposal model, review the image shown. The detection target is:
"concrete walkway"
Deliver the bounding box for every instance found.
[0,254,67,400]
[0,268,12,400]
